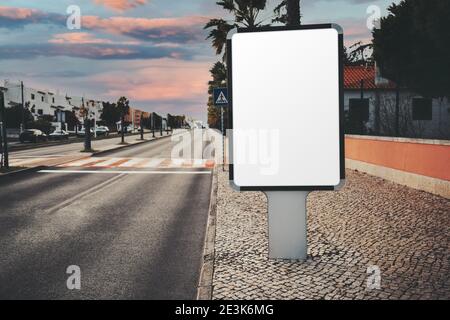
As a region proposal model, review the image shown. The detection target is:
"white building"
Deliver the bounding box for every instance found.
[344,66,450,140]
[2,80,103,125]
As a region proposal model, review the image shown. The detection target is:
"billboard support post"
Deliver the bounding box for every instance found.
[265,191,309,260]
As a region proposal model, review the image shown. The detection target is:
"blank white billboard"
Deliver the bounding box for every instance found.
[229,25,344,189]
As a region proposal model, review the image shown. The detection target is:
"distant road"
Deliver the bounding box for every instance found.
[9,132,169,158]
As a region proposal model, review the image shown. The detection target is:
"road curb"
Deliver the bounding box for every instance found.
[197,165,219,300]
[9,131,158,152]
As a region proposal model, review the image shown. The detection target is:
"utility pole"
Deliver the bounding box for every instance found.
[21,81,25,133]
[121,112,125,144]
[83,98,92,151]
[93,111,97,138]
[286,0,301,26]
[152,113,155,138]
[0,91,9,168]
[221,106,225,172]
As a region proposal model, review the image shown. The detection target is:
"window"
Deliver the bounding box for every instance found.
[349,98,370,122]
[38,109,43,115]
[41,96,44,102]
[412,98,432,120]
[52,97,55,103]
[31,94,35,100]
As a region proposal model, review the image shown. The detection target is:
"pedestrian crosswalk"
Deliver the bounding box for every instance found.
[57,157,215,169]
[10,156,62,167]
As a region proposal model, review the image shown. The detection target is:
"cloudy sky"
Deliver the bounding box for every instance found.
[0,0,399,122]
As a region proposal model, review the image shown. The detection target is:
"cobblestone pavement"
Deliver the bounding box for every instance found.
[212,169,450,300]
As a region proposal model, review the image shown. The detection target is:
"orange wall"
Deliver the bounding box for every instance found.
[345,136,450,181]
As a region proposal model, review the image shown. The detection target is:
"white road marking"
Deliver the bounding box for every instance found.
[118,158,145,167]
[92,158,123,167]
[10,158,52,166]
[38,170,211,175]
[45,174,126,214]
[169,158,186,167]
[59,157,98,167]
[139,158,165,168]
[193,159,206,167]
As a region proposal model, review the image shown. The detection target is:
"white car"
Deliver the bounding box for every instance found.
[49,130,70,140]
[95,126,110,136]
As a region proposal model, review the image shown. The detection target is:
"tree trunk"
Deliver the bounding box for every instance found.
[121,115,125,143]
[84,118,91,151]
[286,0,301,26]
[0,91,9,168]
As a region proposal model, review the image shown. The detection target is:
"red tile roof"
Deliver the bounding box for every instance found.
[344,65,396,90]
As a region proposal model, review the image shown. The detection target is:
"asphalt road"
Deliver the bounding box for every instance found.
[0,130,213,299]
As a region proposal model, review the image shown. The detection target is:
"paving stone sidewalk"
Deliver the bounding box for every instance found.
[212,169,450,300]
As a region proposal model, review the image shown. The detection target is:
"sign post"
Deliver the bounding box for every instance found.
[0,91,9,169]
[213,87,228,171]
[227,24,345,261]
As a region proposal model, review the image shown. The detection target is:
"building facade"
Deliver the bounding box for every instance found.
[344,66,450,140]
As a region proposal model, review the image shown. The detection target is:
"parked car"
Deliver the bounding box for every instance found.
[118,125,134,133]
[19,129,48,143]
[49,130,70,140]
[76,128,94,137]
[95,126,109,136]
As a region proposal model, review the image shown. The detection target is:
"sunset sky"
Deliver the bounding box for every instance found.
[0,0,399,122]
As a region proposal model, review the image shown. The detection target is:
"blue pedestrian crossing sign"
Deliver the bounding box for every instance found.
[213,88,228,106]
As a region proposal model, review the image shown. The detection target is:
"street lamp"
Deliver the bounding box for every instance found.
[0,89,9,169]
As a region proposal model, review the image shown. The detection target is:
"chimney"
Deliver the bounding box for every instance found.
[374,62,389,86]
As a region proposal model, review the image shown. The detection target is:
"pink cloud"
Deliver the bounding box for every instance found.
[49,32,113,44]
[48,32,141,45]
[0,6,40,20]
[91,59,211,102]
[82,15,209,42]
[337,18,373,46]
[93,0,148,12]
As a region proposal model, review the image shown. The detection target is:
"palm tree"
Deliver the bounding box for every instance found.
[204,0,268,61]
[205,1,271,128]
[273,0,301,26]
[116,96,130,144]
[207,62,227,128]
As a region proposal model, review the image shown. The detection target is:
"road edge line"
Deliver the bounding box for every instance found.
[197,165,219,300]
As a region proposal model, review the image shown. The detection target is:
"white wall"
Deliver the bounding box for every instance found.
[344,89,450,139]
